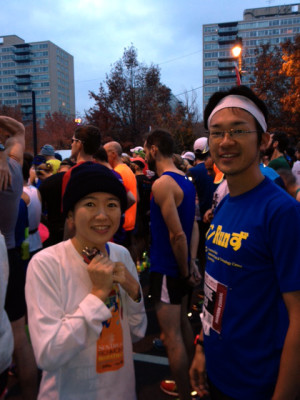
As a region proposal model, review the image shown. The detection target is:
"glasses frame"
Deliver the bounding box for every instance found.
[208,129,257,140]
[71,137,84,144]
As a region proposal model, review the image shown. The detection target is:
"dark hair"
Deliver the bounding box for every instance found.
[60,158,76,168]
[272,132,289,153]
[277,168,296,187]
[194,150,210,161]
[75,125,101,155]
[24,152,33,168]
[145,129,174,157]
[93,146,108,163]
[204,85,268,145]
[54,152,62,161]
[22,160,30,181]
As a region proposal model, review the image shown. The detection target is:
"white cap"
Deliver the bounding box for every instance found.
[193,137,209,154]
[182,151,195,161]
[130,146,144,153]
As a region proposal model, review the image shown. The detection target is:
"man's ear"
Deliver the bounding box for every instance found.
[260,132,270,152]
[151,144,157,157]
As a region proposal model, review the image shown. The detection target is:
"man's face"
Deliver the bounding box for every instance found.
[71,136,81,159]
[208,107,266,179]
[143,142,156,172]
[204,156,215,177]
[103,144,115,167]
[263,133,275,158]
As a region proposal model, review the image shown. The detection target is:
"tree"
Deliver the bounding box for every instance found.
[280,35,300,129]
[86,45,191,148]
[0,104,23,121]
[251,37,300,137]
[41,112,77,150]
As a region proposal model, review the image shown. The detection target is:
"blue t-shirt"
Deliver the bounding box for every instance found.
[188,163,216,218]
[150,172,195,277]
[203,177,300,399]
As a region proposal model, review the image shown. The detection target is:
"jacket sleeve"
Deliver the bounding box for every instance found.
[120,248,147,343]
[25,253,112,371]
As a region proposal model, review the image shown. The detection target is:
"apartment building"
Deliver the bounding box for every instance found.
[0,35,75,124]
[203,4,300,109]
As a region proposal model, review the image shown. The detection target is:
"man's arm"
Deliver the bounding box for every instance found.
[0,116,25,164]
[0,117,25,190]
[152,176,189,278]
[189,330,209,397]
[189,220,202,285]
[271,290,300,400]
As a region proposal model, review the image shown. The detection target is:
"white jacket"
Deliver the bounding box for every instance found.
[26,240,147,400]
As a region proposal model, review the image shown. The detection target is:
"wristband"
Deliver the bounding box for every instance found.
[194,334,204,347]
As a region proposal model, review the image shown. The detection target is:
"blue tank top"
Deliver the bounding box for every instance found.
[150,172,196,277]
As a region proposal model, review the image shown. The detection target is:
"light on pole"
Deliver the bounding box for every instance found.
[232,37,243,85]
[31,90,37,156]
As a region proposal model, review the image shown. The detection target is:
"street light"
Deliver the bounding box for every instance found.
[31,90,38,156]
[232,37,243,85]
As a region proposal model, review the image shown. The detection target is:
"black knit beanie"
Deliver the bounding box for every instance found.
[63,162,127,216]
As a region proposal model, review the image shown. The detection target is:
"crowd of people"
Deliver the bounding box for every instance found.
[0,84,300,400]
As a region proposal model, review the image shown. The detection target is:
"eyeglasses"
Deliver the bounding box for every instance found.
[71,137,83,144]
[209,129,257,140]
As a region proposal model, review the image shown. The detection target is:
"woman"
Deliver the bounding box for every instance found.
[25,162,147,400]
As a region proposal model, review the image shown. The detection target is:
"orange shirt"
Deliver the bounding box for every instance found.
[115,163,137,231]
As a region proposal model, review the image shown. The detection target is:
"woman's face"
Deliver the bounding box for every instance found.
[71,192,122,252]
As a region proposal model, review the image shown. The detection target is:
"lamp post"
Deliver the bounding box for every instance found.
[31,90,38,156]
[232,37,243,85]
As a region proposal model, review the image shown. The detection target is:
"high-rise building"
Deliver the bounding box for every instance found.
[203,4,300,109]
[0,35,75,125]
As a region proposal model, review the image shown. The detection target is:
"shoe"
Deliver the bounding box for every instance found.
[160,380,178,397]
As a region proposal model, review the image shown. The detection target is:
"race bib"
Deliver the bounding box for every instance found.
[96,285,124,373]
[202,272,228,336]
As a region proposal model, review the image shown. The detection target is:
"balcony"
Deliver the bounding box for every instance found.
[15,84,33,92]
[218,62,235,69]
[21,105,33,115]
[218,70,236,79]
[218,35,237,45]
[13,44,32,55]
[218,22,238,36]
[13,54,32,62]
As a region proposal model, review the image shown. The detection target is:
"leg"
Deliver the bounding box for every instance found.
[5,249,38,400]
[156,301,192,400]
[181,294,195,365]
[11,316,38,400]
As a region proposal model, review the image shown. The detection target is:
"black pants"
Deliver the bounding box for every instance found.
[0,369,8,397]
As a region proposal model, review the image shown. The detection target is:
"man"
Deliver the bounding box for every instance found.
[0,116,38,399]
[265,131,291,171]
[104,141,137,248]
[187,137,216,275]
[189,86,300,400]
[0,232,13,399]
[61,124,101,197]
[144,129,196,400]
[292,141,300,185]
[40,144,61,173]
[130,156,152,261]
[39,158,75,247]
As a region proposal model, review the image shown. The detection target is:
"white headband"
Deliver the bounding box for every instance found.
[207,95,267,133]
